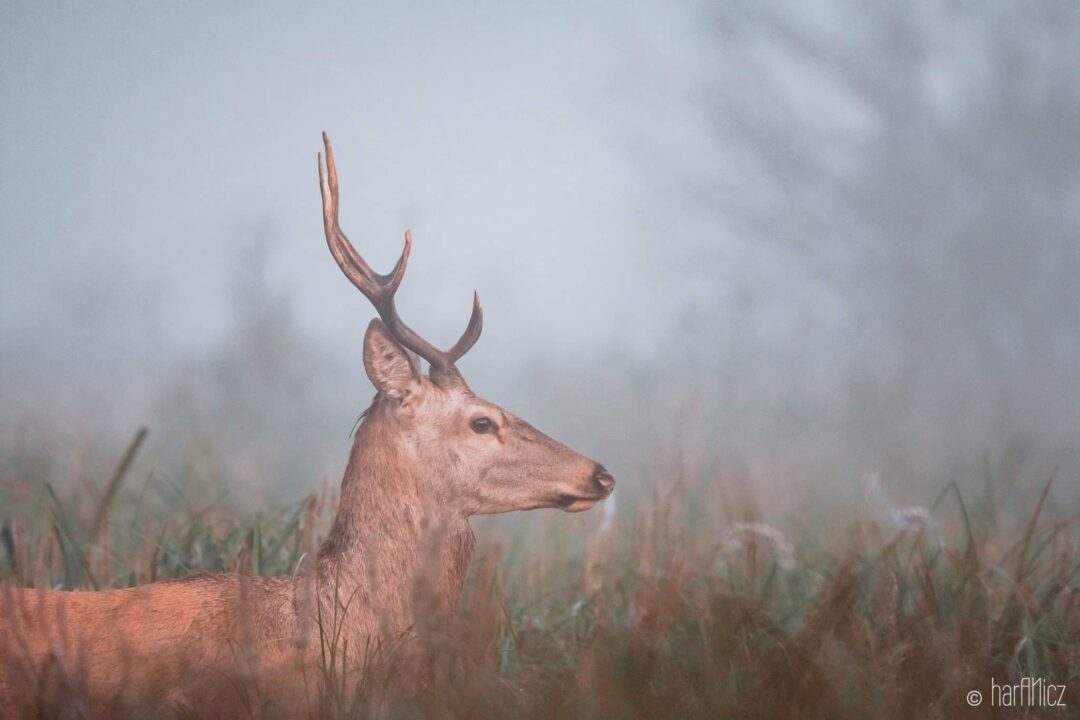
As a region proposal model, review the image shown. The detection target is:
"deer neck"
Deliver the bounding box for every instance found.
[312,402,475,644]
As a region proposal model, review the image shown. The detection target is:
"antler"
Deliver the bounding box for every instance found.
[318,133,483,379]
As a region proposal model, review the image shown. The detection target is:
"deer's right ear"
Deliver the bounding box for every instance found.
[363,319,420,401]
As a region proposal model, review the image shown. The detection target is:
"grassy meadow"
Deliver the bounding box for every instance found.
[1,425,1078,719]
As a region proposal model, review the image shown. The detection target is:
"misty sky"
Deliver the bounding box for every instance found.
[2,2,675,403]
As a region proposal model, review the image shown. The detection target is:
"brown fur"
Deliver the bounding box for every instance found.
[1,576,299,710]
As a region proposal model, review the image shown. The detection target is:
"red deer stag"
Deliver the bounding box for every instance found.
[0,134,614,717]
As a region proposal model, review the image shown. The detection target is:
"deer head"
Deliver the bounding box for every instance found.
[318,134,614,517]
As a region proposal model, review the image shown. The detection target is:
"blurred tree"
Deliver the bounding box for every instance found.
[668,1,1080,474]
[153,224,348,499]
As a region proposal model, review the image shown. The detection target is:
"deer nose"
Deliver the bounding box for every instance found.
[591,464,615,493]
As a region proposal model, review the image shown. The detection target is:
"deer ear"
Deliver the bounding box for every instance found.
[363,319,419,400]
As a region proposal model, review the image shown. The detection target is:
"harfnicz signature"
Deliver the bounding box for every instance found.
[990,677,1067,708]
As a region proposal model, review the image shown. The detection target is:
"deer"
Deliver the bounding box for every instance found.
[0,133,615,718]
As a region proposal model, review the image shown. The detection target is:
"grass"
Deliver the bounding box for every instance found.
[1,428,1078,718]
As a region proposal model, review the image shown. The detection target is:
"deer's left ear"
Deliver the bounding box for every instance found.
[363,319,420,401]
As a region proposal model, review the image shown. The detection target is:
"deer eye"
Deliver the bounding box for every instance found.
[470,416,495,434]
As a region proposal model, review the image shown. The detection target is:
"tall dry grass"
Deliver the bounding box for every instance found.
[1,429,1077,718]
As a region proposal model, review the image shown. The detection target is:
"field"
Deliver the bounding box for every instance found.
[1,427,1078,719]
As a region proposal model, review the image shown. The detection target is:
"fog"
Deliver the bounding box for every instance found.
[3,1,1078,507]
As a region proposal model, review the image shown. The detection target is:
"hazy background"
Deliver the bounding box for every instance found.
[3,1,1078,512]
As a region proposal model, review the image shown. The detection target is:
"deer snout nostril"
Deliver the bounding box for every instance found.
[592,464,615,493]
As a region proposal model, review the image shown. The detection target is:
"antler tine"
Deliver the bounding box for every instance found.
[319,133,409,297]
[445,290,483,364]
[318,133,484,376]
